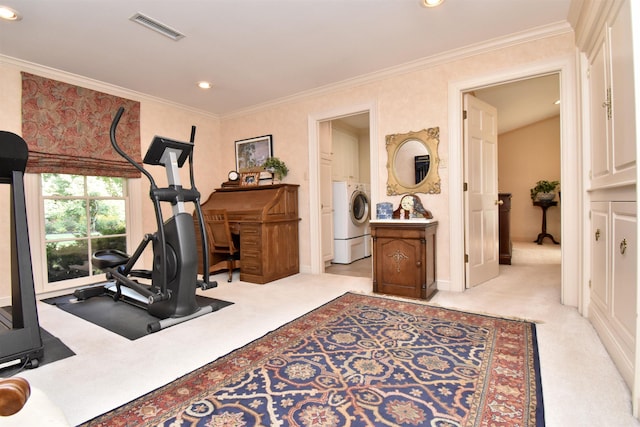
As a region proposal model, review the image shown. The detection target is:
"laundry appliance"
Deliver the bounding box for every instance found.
[332,181,371,264]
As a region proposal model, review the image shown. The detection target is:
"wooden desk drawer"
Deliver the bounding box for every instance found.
[241,250,262,274]
[240,224,261,247]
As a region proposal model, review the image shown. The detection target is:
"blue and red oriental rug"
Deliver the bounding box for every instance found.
[82,292,544,426]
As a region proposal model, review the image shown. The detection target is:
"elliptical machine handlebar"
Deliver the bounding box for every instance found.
[110,107,158,189]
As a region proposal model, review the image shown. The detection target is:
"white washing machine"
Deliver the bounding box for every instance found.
[333,181,371,264]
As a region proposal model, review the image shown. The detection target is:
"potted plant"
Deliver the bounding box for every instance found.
[530,180,560,201]
[263,157,289,183]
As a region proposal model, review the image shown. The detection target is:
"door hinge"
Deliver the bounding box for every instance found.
[463,182,468,191]
[604,88,612,120]
[589,279,592,289]
[464,254,469,263]
[463,110,467,120]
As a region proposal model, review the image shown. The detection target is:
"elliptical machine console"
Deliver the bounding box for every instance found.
[75,107,216,333]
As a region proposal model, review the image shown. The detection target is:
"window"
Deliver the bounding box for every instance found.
[41,174,128,284]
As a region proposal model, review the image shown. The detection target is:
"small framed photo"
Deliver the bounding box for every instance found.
[240,172,260,187]
[235,135,273,179]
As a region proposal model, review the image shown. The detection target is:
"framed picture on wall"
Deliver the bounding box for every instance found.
[235,135,273,179]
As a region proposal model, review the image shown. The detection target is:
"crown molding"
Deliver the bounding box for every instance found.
[570,0,622,54]
[0,54,219,120]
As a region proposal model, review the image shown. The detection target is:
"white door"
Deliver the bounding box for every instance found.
[464,93,499,287]
[319,121,334,265]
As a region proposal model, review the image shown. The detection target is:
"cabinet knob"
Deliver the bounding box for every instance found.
[495,199,504,205]
[595,229,601,241]
[416,261,422,267]
[620,238,627,255]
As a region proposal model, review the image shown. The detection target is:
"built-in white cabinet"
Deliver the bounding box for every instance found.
[580,0,638,411]
[331,126,360,182]
[590,201,637,388]
[588,0,636,188]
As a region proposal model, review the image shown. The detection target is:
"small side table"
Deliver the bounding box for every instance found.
[533,200,559,245]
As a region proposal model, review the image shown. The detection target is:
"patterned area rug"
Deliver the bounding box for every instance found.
[82,292,544,426]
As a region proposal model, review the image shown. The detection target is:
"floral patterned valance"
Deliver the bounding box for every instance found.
[21,72,141,178]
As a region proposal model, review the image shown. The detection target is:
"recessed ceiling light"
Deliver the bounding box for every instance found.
[198,81,212,89]
[421,0,444,8]
[0,5,22,21]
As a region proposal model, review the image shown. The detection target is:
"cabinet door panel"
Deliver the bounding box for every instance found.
[590,202,609,310]
[589,39,611,184]
[610,0,636,176]
[377,238,423,298]
[332,127,359,182]
[611,202,637,344]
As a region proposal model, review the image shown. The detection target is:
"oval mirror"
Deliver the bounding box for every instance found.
[386,128,441,195]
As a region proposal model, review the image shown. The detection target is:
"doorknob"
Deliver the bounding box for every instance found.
[495,199,504,205]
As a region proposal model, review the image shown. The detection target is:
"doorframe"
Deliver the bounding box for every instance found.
[447,54,583,310]
[308,101,379,274]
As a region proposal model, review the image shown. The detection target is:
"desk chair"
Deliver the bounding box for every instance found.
[203,209,240,282]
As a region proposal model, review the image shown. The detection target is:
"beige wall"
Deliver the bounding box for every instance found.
[498,116,562,242]
[0,30,575,299]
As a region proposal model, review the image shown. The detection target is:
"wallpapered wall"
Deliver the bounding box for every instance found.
[0,30,575,301]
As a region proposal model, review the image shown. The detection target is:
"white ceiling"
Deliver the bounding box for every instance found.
[474,73,560,134]
[0,0,572,118]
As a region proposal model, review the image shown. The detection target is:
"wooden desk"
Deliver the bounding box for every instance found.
[533,200,559,245]
[197,184,300,284]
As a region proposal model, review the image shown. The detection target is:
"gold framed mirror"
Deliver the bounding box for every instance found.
[386,127,441,195]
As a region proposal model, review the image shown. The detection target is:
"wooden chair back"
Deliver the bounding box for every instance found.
[203,209,237,255]
[202,209,239,281]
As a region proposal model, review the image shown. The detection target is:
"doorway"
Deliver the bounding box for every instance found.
[448,55,581,309]
[307,102,379,276]
[466,73,561,287]
[323,113,372,277]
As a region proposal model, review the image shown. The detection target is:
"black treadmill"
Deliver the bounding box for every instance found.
[0,131,43,369]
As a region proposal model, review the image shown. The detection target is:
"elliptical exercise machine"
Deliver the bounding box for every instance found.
[74,107,216,333]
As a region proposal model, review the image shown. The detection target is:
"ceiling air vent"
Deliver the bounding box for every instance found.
[130,12,185,41]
